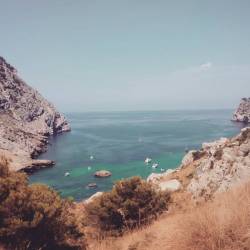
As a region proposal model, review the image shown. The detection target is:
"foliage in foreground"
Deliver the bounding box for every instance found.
[89,183,250,250]
[165,182,250,250]
[86,176,170,234]
[0,157,86,250]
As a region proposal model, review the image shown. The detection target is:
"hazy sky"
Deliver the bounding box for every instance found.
[1,0,250,112]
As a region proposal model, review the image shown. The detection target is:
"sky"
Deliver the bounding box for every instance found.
[0,0,250,112]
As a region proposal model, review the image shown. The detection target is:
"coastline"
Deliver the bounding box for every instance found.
[0,56,70,172]
[29,110,245,200]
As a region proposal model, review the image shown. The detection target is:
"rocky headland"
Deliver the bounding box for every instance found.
[147,127,250,200]
[232,97,250,123]
[0,56,70,172]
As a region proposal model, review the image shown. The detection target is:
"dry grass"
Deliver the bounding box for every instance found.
[89,181,250,250]
[165,182,250,250]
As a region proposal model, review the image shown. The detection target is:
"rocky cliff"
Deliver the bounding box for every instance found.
[148,127,250,201]
[232,98,250,123]
[0,56,70,172]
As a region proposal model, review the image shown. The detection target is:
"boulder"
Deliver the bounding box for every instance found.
[147,173,162,182]
[147,169,175,183]
[94,170,112,178]
[87,183,97,188]
[158,179,182,192]
[84,192,103,204]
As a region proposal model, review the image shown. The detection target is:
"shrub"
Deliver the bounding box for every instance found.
[0,157,86,250]
[86,176,170,234]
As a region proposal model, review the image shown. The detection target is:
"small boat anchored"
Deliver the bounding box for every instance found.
[87,183,97,188]
[90,155,94,160]
[152,163,159,169]
[64,172,70,177]
[144,157,152,164]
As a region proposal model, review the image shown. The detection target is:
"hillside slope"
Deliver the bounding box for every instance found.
[148,127,250,201]
[92,181,250,250]
[89,127,250,250]
[0,57,70,171]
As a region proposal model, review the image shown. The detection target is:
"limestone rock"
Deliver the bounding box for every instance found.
[87,183,98,188]
[147,169,175,183]
[0,56,70,172]
[232,98,250,123]
[147,173,162,182]
[0,57,70,135]
[94,170,112,178]
[84,192,103,204]
[0,149,54,172]
[181,150,203,167]
[187,127,250,199]
[181,150,196,166]
[202,137,228,152]
[158,179,182,192]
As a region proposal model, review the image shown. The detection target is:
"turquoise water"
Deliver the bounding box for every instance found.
[29,110,244,201]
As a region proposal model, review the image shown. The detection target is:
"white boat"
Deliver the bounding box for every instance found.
[152,163,159,169]
[144,157,152,164]
[87,166,91,170]
[160,168,165,172]
[90,155,94,160]
[64,172,70,177]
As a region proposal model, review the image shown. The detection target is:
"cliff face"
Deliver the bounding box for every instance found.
[0,56,70,171]
[232,98,250,123]
[148,127,250,200]
[187,127,250,199]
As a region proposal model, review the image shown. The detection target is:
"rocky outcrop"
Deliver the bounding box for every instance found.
[0,56,70,172]
[147,169,175,183]
[149,128,250,200]
[232,98,250,123]
[180,150,205,168]
[187,127,250,199]
[0,149,55,172]
[158,179,182,192]
[94,170,112,178]
[84,192,103,204]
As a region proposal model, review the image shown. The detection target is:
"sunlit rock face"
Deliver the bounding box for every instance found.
[187,127,250,199]
[148,128,250,200]
[0,56,70,171]
[232,98,250,123]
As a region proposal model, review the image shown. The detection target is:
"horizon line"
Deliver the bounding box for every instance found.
[61,108,235,114]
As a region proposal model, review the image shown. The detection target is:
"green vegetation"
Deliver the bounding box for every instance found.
[86,176,170,234]
[0,158,171,248]
[0,157,86,250]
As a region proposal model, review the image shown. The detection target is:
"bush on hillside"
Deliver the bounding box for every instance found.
[86,176,170,234]
[0,157,86,250]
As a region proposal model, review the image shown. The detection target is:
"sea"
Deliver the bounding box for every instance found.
[29,110,245,201]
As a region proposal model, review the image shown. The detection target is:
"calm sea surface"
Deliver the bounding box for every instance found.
[29,110,244,200]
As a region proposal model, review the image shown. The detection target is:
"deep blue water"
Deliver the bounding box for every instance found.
[29,110,244,201]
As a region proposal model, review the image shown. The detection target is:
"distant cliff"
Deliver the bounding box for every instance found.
[0,57,70,172]
[232,97,250,123]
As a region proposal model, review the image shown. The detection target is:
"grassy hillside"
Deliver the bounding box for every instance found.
[90,181,250,250]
